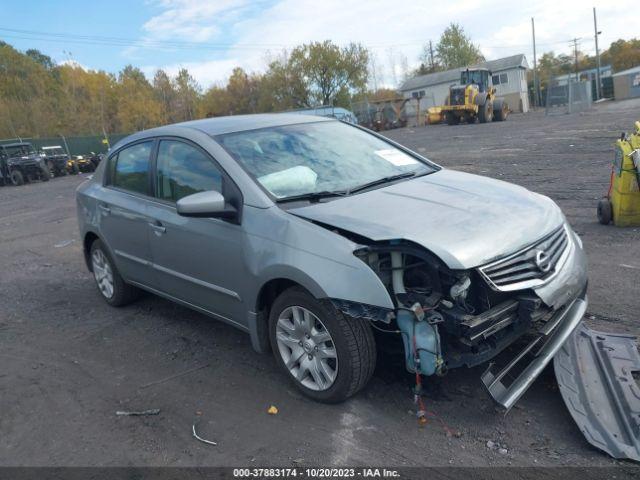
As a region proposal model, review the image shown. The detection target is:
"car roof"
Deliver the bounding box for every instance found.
[142,113,335,137]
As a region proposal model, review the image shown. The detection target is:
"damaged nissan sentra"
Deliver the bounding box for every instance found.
[76,114,588,407]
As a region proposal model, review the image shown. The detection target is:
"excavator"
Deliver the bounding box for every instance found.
[441,68,508,125]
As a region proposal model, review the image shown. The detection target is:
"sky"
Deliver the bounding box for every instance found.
[1,0,639,89]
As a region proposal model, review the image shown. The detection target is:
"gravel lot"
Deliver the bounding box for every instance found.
[1,99,639,468]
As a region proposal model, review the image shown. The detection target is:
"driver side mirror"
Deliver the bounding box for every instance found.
[176,190,238,220]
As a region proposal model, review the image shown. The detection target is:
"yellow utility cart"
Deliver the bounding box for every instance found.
[597,121,640,226]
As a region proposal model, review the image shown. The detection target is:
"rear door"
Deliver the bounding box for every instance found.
[145,138,247,327]
[99,141,156,285]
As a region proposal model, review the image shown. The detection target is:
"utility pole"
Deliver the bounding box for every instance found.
[593,7,602,100]
[428,40,435,71]
[531,17,541,108]
[570,38,581,81]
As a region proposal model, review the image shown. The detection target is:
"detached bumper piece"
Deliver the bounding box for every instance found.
[481,297,587,411]
[554,324,640,461]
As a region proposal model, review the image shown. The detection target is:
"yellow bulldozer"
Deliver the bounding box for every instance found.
[441,68,508,125]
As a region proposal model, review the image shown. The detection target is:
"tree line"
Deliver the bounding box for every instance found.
[0,39,369,139]
[1,25,638,139]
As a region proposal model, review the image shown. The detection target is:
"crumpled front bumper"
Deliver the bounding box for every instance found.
[481,295,588,411]
[481,226,589,410]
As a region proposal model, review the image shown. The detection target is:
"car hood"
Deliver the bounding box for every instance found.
[289,169,564,269]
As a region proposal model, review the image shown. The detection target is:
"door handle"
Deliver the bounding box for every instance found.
[149,221,166,235]
[98,204,111,215]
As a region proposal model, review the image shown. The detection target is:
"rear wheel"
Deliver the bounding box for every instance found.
[597,198,613,225]
[89,239,141,306]
[269,287,376,403]
[493,99,509,121]
[40,165,50,181]
[10,170,24,186]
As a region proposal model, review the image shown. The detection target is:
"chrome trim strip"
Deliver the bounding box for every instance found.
[114,249,152,266]
[127,280,248,332]
[152,263,241,301]
[114,250,241,301]
[477,224,573,292]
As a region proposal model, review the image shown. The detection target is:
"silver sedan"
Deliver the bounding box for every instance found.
[76,114,587,405]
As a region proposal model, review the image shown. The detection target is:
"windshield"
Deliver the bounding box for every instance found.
[461,70,485,85]
[216,121,436,199]
[6,145,36,157]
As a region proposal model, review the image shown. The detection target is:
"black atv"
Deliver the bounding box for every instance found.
[0,142,50,186]
[40,145,70,177]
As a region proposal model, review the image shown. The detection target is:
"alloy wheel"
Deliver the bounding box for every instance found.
[275,305,338,391]
[92,249,114,299]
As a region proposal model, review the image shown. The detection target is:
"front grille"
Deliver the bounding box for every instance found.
[451,88,465,105]
[478,225,570,291]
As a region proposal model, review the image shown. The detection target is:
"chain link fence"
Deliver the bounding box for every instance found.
[545,80,593,116]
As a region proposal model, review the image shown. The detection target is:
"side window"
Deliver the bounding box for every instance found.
[111,142,152,195]
[156,140,222,202]
[492,75,500,85]
[499,73,508,84]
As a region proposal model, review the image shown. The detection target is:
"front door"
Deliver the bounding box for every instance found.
[146,139,246,327]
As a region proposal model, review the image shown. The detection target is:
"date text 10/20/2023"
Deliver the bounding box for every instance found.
[232,468,401,478]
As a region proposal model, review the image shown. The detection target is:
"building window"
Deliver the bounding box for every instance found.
[492,73,509,85]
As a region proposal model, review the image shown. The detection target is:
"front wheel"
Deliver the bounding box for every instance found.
[10,170,24,186]
[269,287,376,403]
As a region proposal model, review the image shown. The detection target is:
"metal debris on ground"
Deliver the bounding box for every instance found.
[554,323,640,461]
[192,424,217,446]
[54,239,75,248]
[115,409,160,416]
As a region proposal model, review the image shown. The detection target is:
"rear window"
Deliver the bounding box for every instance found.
[111,142,152,195]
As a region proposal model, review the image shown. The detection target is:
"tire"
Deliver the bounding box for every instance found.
[89,239,141,307]
[10,170,24,186]
[46,161,55,178]
[478,100,493,123]
[40,165,50,181]
[69,163,79,175]
[597,198,613,225]
[493,99,509,121]
[268,287,376,403]
[445,112,460,125]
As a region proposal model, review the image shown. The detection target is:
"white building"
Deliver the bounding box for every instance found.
[399,54,530,116]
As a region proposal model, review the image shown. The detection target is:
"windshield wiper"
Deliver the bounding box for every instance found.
[276,190,348,203]
[346,171,418,195]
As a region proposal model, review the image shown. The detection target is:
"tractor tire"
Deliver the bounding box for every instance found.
[493,99,509,122]
[445,112,460,125]
[10,170,24,186]
[597,198,613,225]
[478,100,493,123]
[40,165,50,181]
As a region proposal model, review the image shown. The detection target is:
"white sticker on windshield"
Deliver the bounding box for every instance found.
[375,149,418,166]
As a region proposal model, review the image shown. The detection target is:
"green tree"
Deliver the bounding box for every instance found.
[287,41,369,106]
[603,38,640,72]
[116,65,162,132]
[153,69,177,124]
[435,23,484,69]
[174,68,200,121]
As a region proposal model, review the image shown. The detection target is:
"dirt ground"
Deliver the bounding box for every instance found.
[0,99,639,468]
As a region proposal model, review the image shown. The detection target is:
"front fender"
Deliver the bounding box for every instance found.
[243,206,394,312]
